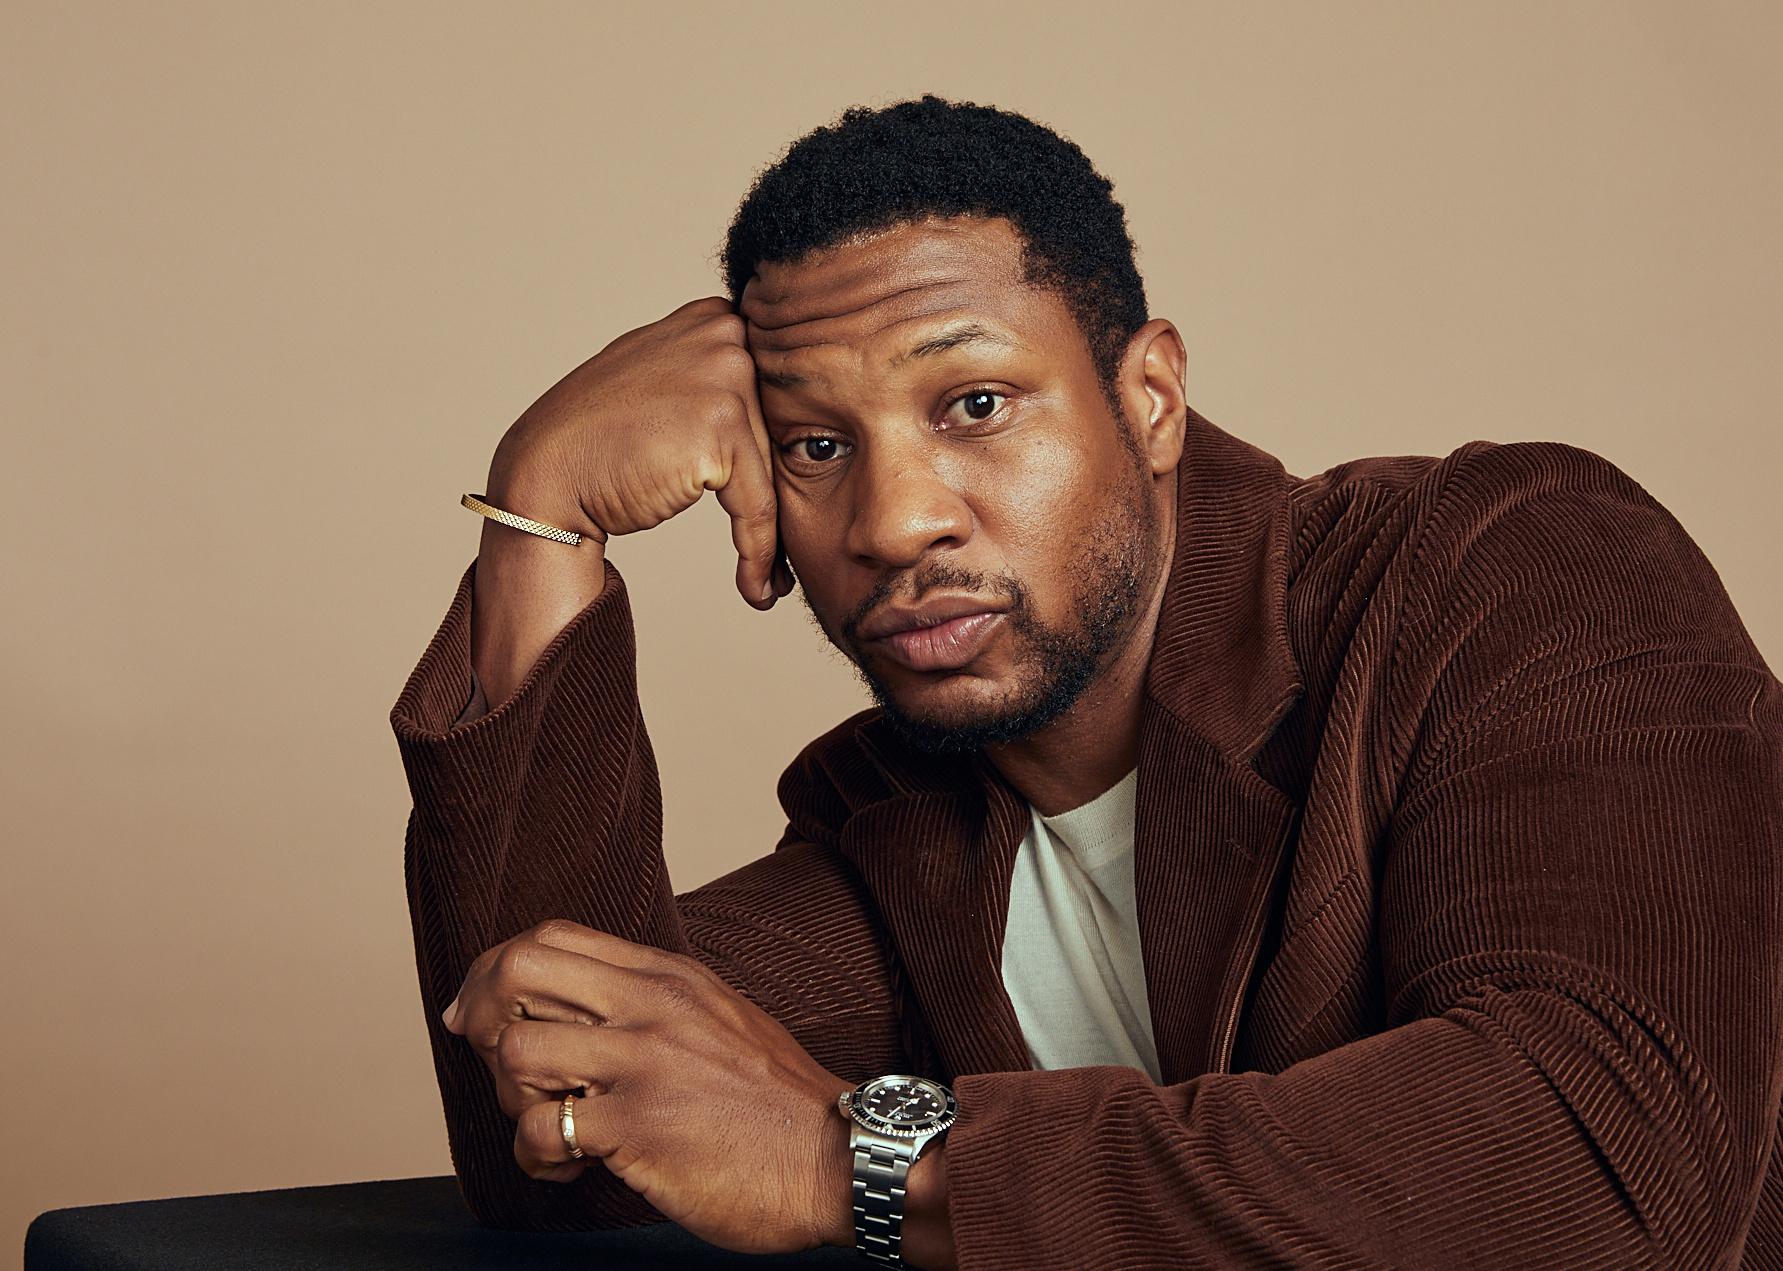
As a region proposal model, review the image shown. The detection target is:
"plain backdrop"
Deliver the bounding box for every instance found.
[3,1,1779,1262]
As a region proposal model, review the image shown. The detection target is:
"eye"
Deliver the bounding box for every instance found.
[780,436,853,467]
[942,388,1008,427]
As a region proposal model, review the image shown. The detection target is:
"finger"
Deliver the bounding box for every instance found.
[528,920,688,973]
[528,923,734,1021]
[443,941,508,1033]
[461,945,663,1060]
[527,1155,588,1185]
[493,1019,633,1122]
[517,1091,625,1179]
[515,1099,594,1183]
[531,925,728,1003]
[725,344,774,475]
[710,408,781,611]
[735,383,797,599]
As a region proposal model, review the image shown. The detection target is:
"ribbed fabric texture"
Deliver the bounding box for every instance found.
[389,406,1783,1268]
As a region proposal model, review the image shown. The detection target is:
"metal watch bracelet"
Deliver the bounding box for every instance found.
[850,1135,918,1264]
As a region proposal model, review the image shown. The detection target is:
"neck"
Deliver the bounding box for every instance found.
[983,482,1177,818]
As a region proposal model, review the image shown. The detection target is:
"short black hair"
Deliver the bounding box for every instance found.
[721,94,1150,416]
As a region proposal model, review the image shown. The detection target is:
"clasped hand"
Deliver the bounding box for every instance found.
[441,919,854,1254]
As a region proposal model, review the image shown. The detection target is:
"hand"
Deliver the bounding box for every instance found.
[487,295,795,610]
[441,919,855,1255]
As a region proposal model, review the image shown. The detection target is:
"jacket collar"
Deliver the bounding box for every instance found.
[834,406,1306,1084]
[1143,404,1305,762]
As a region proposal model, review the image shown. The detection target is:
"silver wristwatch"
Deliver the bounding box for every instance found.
[836,1074,958,1265]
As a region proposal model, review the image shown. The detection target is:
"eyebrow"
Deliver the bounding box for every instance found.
[893,321,1024,366]
[755,321,1024,392]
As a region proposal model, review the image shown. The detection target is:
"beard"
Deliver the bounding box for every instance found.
[826,457,1164,757]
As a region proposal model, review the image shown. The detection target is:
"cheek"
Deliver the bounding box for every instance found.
[969,429,1109,562]
[775,505,851,623]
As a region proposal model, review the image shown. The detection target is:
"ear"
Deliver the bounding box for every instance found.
[1116,319,1188,477]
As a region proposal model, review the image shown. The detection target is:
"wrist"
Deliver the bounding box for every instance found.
[816,1076,858,1249]
[485,435,606,545]
[813,1083,859,1247]
[825,1075,958,1270]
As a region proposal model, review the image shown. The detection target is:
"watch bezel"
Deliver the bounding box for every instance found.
[843,1074,958,1138]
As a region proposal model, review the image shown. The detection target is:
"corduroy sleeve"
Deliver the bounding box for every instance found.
[940,441,1783,1269]
[389,556,906,1231]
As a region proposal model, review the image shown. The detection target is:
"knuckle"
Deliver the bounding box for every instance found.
[682,294,731,315]
[530,918,578,944]
[523,1102,564,1164]
[681,953,728,992]
[703,311,747,344]
[465,944,498,979]
[495,1020,535,1071]
[652,971,701,1015]
[501,942,546,987]
[489,942,524,988]
[709,341,755,378]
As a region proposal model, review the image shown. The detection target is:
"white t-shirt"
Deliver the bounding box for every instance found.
[1000,766,1162,1082]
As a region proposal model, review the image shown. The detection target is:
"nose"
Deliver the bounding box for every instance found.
[844,439,973,570]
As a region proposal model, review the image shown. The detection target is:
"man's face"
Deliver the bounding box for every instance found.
[740,214,1168,755]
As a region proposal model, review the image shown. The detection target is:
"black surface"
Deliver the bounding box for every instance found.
[23,1174,864,1270]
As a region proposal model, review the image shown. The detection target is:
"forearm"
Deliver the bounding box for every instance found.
[392,557,690,1227]
[940,992,1765,1269]
[393,554,686,958]
[470,456,609,713]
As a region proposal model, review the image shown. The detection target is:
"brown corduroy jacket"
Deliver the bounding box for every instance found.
[391,407,1783,1268]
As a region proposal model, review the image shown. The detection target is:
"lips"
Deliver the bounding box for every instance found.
[867,610,1008,672]
[857,596,1012,641]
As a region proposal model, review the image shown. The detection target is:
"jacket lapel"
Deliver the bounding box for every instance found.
[1135,707,1301,1082]
[835,406,1306,1084]
[835,728,1034,1081]
[1137,406,1306,1081]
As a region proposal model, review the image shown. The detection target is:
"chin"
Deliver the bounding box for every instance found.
[867,669,1054,753]
[885,691,1003,731]
[874,660,1010,708]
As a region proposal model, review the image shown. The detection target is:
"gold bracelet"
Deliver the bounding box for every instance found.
[461,492,585,545]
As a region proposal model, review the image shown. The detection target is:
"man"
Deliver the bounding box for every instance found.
[390,95,1783,1268]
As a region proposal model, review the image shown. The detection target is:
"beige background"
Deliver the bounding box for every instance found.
[4,1,1779,1262]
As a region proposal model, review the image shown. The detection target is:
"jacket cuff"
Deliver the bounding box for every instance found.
[945,1065,1161,1268]
[387,554,635,837]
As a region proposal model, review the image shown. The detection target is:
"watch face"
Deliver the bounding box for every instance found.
[850,1075,958,1137]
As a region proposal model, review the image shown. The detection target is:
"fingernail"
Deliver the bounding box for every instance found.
[759,581,774,603]
[441,997,460,1030]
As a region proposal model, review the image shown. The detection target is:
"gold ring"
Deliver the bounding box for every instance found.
[559,1092,585,1159]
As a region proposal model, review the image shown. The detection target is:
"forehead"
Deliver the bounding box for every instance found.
[740,215,1065,386]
